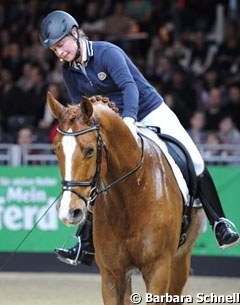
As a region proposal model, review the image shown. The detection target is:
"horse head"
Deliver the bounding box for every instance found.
[47,92,137,226]
[47,92,104,225]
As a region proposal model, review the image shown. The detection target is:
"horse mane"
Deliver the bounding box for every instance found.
[89,95,119,114]
[66,96,119,122]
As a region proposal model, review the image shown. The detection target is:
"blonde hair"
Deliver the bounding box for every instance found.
[78,28,88,40]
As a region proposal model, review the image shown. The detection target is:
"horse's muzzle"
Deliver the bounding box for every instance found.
[59,204,87,226]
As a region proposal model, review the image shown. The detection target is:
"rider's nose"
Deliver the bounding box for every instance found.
[56,48,63,57]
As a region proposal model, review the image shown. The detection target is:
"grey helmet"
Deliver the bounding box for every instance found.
[39,10,79,48]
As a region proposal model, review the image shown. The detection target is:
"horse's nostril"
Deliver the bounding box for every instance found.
[71,209,83,219]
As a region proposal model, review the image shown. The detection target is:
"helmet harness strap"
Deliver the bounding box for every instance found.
[72,29,81,61]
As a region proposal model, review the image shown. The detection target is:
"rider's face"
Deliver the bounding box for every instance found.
[50,33,79,62]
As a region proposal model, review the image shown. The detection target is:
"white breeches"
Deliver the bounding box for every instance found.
[140,102,205,176]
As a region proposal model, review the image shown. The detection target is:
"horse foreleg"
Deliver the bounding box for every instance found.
[169,251,192,297]
[142,256,172,303]
[101,270,130,305]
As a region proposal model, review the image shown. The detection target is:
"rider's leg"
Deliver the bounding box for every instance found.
[141,102,240,249]
[55,212,95,265]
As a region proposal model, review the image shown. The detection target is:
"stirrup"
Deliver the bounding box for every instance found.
[56,236,82,266]
[214,218,240,249]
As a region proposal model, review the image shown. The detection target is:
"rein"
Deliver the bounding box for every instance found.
[57,118,144,211]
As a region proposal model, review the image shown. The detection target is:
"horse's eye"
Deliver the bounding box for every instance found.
[84,147,94,158]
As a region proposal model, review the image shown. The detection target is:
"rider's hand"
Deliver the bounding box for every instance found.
[123,117,138,139]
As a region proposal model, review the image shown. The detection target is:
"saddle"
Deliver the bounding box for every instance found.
[145,126,199,247]
[147,126,198,198]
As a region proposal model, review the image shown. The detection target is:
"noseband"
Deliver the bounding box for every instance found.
[57,118,144,212]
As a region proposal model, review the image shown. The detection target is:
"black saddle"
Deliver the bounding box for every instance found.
[146,126,198,199]
[145,126,199,247]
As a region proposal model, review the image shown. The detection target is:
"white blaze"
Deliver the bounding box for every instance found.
[59,129,77,220]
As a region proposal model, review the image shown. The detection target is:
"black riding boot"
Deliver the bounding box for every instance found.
[197,168,239,249]
[55,213,95,266]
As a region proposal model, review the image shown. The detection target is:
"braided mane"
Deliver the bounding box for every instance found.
[66,96,119,121]
[89,95,119,114]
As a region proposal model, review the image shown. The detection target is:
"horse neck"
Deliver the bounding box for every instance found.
[101,112,142,210]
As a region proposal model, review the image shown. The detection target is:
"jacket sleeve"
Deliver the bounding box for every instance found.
[101,47,139,121]
[62,67,83,104]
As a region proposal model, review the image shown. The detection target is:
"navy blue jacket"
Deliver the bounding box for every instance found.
[62,41,163,121]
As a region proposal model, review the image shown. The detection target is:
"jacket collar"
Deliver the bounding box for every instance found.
[71,39,93,68]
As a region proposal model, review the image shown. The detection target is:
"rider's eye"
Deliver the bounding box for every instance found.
[84,147,94,158]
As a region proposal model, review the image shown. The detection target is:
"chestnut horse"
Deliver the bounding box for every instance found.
[47,92,205,304]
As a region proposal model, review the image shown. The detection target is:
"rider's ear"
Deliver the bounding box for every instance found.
[47,91,66,119]
[81,96,93,121]
[71,27,78,39]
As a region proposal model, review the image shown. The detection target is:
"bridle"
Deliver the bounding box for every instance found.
[57,117,144,212]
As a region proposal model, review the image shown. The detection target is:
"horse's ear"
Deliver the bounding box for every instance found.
[47,91,66,119]
[81,96,93,121]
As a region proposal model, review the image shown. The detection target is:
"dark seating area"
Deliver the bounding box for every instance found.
[0,1,240,164]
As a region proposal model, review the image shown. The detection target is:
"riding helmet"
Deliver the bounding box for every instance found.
[39,10,79,48]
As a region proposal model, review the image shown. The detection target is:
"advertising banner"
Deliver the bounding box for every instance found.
[193,166,240,257]
[0,166,75,252]
[0,166,239,256]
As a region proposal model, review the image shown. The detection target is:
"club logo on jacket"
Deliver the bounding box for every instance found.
[98,72,107,81]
